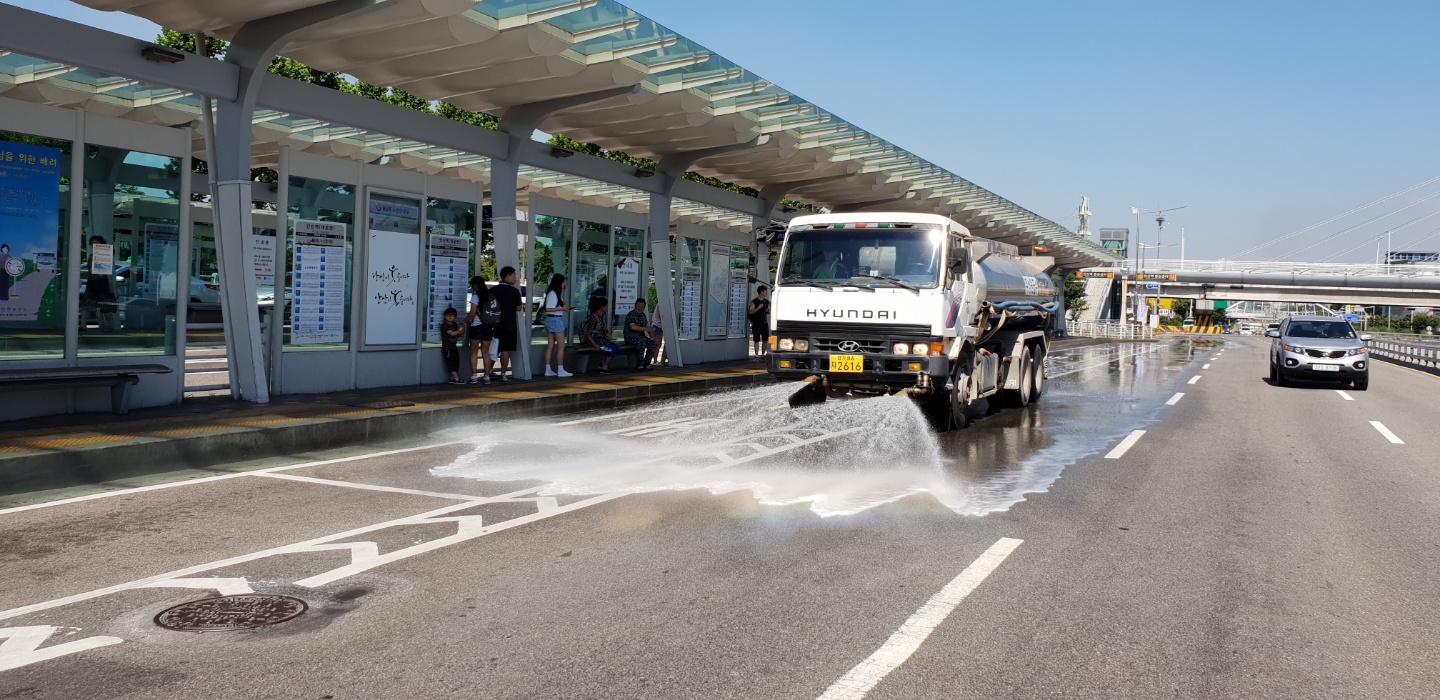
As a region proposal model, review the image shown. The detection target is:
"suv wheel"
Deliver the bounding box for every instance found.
[1269,361,1279,385]
[1353,376,1369,391]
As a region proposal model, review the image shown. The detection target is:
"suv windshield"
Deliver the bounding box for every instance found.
[1286,321,1357,340]
[779,227,944,288]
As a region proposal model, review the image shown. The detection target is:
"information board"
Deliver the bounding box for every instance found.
[0,140,62,322]
[615,256,641,312]
[679,265,702,341]
[143,223,178,301]
[291,219,346,345]
[248,233,276,286]
[365,229,420,346]
[728,245,749,339]
[426,234,470,343]
[705,242,730,339]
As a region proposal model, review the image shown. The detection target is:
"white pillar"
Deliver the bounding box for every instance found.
[211,98,268,403]
[489,157,531,380]
[649,191,682,367]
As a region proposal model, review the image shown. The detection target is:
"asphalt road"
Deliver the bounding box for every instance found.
[1,336,1436,699]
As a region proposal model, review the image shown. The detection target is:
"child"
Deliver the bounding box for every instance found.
[441,307,464,385]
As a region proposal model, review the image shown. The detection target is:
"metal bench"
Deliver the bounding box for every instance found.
[0,365,173,414]
[570,343,641,374]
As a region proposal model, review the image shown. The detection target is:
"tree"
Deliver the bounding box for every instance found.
[1170,298,1192,320]
[1063,272,1089,321]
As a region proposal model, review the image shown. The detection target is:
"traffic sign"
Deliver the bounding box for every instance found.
[1144,283,1160,290]
[1345,314,1361,323]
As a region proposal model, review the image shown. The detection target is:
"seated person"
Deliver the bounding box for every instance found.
[579,297,617,374]
[812,250,847,279]
[624,298,659,370]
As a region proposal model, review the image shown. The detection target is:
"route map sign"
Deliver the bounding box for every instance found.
[292,219,347,345]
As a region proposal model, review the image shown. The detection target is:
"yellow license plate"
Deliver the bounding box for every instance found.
[829,354,865,373]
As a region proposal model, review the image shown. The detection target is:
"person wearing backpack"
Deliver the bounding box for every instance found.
[540,273,574,377]
[462,275,495,384]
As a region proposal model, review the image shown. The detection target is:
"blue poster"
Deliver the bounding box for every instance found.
[0,140,63,322]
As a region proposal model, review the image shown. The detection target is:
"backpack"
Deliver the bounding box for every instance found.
[481,295,503,326]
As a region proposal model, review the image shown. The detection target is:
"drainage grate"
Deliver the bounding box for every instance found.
[350,400,416,410]
[154,595,308,632]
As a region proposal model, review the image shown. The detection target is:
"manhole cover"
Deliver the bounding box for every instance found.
[154,595,308,632]
[351,400,415,410]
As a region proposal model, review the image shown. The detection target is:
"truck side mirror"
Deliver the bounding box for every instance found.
[949,246,968,272]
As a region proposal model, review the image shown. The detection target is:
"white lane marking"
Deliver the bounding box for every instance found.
[1166,393,1185,406]
[0,441,466,517]
[817,538,1023,700]
[1336,390,1354,401]
[136,577,254,596]
[1202,364,1210,369]
[0,626,122,672]
[1370,421,1405,444]
[1188,376,1201,385]
[254,472,485,501]
[1105,430,1147,459]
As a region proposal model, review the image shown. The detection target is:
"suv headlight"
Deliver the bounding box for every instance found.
[1283,344,1305,353]
[793,339,810,352]
[779,338,794,351]
[1347,347,1366,356]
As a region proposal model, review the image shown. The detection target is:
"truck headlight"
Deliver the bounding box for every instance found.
[892,342,909,355]
[794,339,810,352]
[911,342,929,355]
[779,338,794,351]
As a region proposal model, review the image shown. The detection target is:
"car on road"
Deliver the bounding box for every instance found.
[1267,315,1372,390]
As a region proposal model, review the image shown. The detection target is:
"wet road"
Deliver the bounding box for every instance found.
[2,337,1437,699]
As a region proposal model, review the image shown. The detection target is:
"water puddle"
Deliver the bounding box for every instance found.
[433,339,1205,517]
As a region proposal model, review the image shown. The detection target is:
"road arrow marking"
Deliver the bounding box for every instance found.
[0,626,122,672]
[137,577,254,596]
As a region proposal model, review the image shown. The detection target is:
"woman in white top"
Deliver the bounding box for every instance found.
[542,273,574,377]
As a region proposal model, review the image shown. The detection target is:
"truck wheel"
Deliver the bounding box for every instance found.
[999,352,1032,407]
[948,370,970,429]
[1028,346,1045,402]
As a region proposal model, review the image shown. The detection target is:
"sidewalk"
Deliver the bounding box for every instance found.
[0,361,770,497]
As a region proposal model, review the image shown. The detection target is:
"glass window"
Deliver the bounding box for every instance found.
[529,215,571,343]
[79,146,182,357]
[677,237,704,341]
[574,220,611,341]
[285,175,355,350]
[779,226,945,288]
[0,130,71,359]
[1286,321,1356,340]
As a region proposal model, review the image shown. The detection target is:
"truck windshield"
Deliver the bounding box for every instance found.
[779,227,944,288]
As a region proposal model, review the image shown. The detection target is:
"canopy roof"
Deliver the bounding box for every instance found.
[30,0,1112,263]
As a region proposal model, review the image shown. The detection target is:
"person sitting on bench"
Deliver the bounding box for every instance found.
[579,297,618,375]
[623,298,658,371]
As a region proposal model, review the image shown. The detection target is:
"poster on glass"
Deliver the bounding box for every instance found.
[0,140,62,322]
[292,219,347,345]
[364,193,422,347]
[705,242,730,339]
[426,234,470,343]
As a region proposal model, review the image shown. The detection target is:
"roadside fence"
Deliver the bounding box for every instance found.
[1066,321,1154,341]
[1367,338,1440,376]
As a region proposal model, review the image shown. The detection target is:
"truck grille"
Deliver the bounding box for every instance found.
[1304,349,1346,358]
[812,337,891,354]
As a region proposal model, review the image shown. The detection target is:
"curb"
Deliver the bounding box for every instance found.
[0,371,770,496]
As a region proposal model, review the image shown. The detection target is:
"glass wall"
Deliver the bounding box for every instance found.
[285,174,355,350]
[78,146,181,357]
[574,220,611,341]
[0,130,71,359]
[529,215,572,343]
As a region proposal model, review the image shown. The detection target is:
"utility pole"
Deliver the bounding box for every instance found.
[1180,227,1186,271]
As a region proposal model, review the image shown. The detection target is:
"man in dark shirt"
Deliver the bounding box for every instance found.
[489,266,525,381]
[623,298,658,370]
[748,285,771,359]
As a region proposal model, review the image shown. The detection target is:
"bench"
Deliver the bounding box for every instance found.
[569,343,642,374]
[0,365,173,414]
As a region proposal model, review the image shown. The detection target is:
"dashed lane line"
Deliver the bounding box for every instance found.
[817,538,1024,700]
[1336,390,1354,401]
[1202,364,1211,369]
[1188,376,1202,385]
[1105,430,1147,459]
[1370,421,1405,444]
[1166,393,1185,406]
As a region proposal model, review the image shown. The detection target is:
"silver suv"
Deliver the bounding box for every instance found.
[1267,315,1372,390]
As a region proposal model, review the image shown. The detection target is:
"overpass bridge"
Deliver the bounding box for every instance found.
[1078,259,1440,320]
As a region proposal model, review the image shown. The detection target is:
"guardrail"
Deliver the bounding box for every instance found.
[1367,338,1440,376]
[1366,331,1439,343]
[1091,258,1440,278]
[1066,321,1154,341]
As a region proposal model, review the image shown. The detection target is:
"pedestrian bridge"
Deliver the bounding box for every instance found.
[1081,258,1440,308]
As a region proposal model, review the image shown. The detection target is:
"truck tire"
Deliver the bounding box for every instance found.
[1028,345,1045,402]
[948,369,971,429]
[998,351,1032,408]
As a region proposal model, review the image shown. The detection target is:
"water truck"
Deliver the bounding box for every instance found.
[766,212,1059,428]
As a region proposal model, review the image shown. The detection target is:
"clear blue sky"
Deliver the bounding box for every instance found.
[18,0,1440,261]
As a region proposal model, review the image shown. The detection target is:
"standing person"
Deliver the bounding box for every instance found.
[541,273,574,377]
[749,285,771,359]
[623,298,658,370]
[462,275,494,383]
[489,266,525,381]
[0,244,11,301]
[579,297,617,374]
[440,307,464,385]
[587,274,610,307]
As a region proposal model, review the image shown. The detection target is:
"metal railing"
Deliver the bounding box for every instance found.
[1093,258,1440,278]
[1066,321,1154,341]
[1368,338,1440,375]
